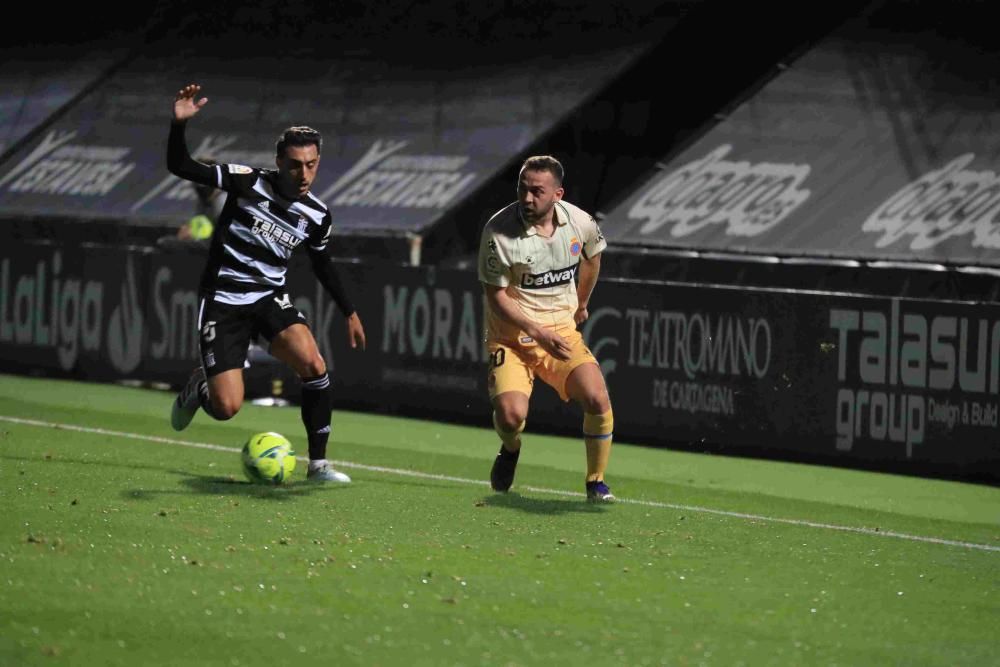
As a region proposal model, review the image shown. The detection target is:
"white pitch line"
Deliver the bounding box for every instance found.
[3,415,998,554]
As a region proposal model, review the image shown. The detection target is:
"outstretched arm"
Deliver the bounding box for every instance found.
[167,83,217,186]
[308,248,366,350]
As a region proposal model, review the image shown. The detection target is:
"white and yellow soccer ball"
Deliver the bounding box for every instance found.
[241,432,296,485]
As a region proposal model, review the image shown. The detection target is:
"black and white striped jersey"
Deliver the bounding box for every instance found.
[167,120,355,315]
[198,162,332,305]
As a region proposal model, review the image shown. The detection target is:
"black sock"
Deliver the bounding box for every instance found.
[498,444,520,461]
[300,373,332,460]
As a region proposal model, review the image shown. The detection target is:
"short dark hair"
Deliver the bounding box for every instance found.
[520,155,564,186]
[276,126,322,157]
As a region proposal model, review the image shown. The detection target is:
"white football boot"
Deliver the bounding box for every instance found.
[306,462,351,483]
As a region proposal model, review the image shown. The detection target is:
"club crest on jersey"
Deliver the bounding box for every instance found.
[259,200,270,211]
[569,238,582,256]
[297,216,308,232]
[227,164,253,174]
[520,264,577,289]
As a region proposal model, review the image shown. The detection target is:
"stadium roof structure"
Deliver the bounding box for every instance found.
[0,1,695,263]
[598,0,1000,271]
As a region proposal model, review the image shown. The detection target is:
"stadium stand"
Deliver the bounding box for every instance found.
[597,0,1000,301]
[0,0,872,264]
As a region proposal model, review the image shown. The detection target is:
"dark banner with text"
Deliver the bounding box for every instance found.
[575,281,1000,476]
[2,244,997,479]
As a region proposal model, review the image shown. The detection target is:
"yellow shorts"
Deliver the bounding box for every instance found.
[487,328,598,402]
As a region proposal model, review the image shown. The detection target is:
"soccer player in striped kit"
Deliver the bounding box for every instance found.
[166,83,366,483]
[478,155,615,502]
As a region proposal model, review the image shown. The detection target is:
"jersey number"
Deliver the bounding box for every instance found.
[489,349,506,368]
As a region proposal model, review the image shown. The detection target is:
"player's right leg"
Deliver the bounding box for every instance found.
[487,343,533,492]
[490,392,529,492]
[171,365,206,431]
[170,297,250,430]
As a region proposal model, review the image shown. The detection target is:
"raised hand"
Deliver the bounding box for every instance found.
[173,83,208,123]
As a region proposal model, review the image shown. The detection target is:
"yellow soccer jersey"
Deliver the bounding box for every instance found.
[478,200,607,345]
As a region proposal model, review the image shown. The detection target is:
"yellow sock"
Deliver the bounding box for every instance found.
[493,411,525,453]
[583,410,614,482]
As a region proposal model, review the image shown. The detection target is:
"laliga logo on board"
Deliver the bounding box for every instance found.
[627,144,811,238]
[0,249,142,374]
[107,254,143,374]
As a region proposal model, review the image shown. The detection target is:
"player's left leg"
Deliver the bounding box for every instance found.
[267,312,349,484]
[172,298,251,430]
[541,328,615,502]
[565,363,615,502]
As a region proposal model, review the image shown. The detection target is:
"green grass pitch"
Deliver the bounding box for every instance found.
[0,373,997,666]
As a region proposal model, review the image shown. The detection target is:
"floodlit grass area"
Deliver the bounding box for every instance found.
[1,374,997,666]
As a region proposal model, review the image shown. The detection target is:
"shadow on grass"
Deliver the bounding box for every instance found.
[481,491,606,515]
[124,468,360,500]
[123,474,335,501]
[1,452,324,501]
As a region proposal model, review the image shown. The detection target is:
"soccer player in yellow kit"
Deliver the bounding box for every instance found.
[478,155,615,502]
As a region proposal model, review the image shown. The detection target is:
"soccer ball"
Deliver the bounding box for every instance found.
[241,432,296,485]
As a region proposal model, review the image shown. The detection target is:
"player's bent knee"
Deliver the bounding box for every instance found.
[210,396,241,420]
[493,403,527,432]
[300,355,326,379]
[580,392,611,416]
[493,410,526,436]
